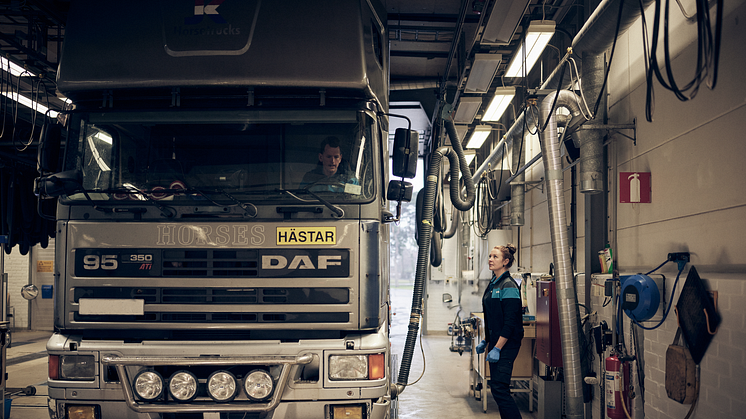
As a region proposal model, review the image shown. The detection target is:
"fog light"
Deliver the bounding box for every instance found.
[207,370,237,402]
[168,371,198,402]
[66,405,99,419]
[332,404,364,419]
[244,370,273,401]
[133,371,164,401]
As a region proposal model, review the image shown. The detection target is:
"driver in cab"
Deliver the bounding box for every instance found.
[301,136,359,193]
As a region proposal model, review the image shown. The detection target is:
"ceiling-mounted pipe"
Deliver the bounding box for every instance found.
[472,0,654,183]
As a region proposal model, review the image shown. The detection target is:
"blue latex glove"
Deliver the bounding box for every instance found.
[475,340,487,354]
[486,347,501,363]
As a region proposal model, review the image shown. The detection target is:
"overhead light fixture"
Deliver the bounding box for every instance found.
[466,125,492,149]
[464,150,477,166]
[505,21,556,78]
[465,54,502,93]
[482,87,516,121]
[481,0,531,45]
[1,90,58,118]
[0,56,36,77]
[453,97,482,124]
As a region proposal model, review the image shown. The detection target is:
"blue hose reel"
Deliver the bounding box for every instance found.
[620,274,661,322]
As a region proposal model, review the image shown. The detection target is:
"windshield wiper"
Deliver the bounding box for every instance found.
[182,188,258,217]
[277,188,344,218]
[214,189,258,217]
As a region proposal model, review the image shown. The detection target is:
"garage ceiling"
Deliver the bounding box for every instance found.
[0,0,582,163]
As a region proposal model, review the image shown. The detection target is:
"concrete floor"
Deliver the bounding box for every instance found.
[390,287,537,419]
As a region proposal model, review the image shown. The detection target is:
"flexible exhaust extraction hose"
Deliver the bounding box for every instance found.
[394,117,475,397]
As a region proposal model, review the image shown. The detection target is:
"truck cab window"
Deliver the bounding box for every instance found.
[65,111,376,204]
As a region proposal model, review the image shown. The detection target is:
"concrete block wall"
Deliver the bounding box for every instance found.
[642,273,746,419]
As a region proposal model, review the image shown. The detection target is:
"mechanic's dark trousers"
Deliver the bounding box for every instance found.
[488,346,522,419]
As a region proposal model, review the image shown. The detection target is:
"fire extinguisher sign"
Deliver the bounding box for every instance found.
[620,172,651,203]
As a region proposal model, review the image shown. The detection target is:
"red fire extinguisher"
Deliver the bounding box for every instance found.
[605,354,630,419]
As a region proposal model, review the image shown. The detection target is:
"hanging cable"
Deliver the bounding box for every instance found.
[569,57,594,120]
[590,0,625,119]
[644,0,723,121]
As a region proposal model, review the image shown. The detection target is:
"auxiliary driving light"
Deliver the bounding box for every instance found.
[133,370,164,401]
[244,370,274,401]
[66,405,99,419]
[207,370,238,402]
[168,370,199,402]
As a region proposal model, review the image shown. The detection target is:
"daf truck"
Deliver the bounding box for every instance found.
[36,1,419,418]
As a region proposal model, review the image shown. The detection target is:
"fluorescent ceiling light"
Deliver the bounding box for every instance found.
[466,125,492,149]
[505,21,556,78]
[0,56,36,77]
[1,91,58,118]
[465,54,502,93]
[481,0,531,45]
[453,97,482,124]
[482,87,516,122]
[464,151,476,166]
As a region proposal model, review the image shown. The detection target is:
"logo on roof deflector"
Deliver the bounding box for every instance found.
[185,0,227,25]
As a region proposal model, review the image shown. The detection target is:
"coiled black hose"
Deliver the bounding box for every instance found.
[396,117,475,392]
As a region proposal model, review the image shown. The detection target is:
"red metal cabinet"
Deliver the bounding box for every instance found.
[536,280,563,367]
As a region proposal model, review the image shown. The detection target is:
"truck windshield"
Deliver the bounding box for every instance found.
[63,110,377,203]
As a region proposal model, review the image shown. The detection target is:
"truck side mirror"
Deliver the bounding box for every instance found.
[386,180,413,202]
[35,170,83,198]
[38,122,62,174]
[391,128,418,179]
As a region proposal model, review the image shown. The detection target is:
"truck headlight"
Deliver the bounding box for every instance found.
[55,355,96,380]
[329,355,367,380]
[133,370,164,401]
[329,354,385,380]
[244,370,273,401]
[168,371,198,402]
[207,371,237,402]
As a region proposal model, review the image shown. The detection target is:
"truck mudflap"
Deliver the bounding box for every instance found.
[101,353,313,414]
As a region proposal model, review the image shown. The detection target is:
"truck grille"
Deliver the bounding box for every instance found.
[74,287,349,304]
[162,250,258,277]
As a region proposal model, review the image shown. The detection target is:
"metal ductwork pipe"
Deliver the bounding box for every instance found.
[573,53,606,193]
[538,90,587,419]
[510,131,525,225]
